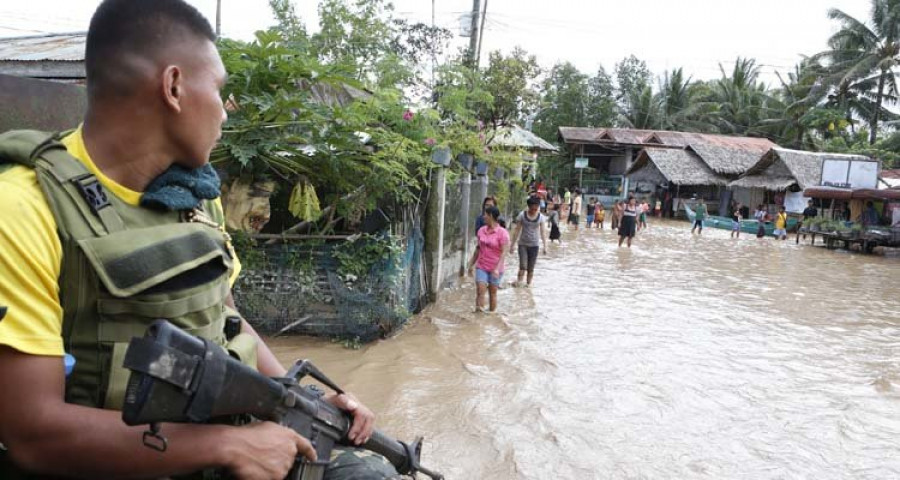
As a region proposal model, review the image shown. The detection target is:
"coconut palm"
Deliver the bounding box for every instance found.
[619,84,662,130]
[698,58,773,137]
[757,59,832,149]
[817,0,900,144]
[655,68,714,131]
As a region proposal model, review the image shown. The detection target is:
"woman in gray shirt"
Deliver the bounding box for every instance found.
[510,196,548,287]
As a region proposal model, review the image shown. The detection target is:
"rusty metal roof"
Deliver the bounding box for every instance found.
[558,127,605,143]
[881,169,900,180]
[559,126,777,151]
[599,128,656,144]
[643,130,776,150]
[0,32,86,62]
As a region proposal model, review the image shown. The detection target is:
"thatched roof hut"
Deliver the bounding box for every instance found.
[627,147,728,186]
[686,144,772,176]
[729,148,871,192]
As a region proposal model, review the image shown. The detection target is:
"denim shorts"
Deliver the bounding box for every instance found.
[475,268,502,286]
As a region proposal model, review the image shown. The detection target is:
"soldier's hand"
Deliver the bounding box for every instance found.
[326,392,375,445]
[225,421,316,480]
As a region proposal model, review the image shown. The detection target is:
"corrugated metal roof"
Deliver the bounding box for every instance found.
[0,32,86,62]
[881,169,900,179]
[559,127,778,154]
[643,130,775,150]
[490,125,558,152]
[600,128,655,144]
[558,127,605,143]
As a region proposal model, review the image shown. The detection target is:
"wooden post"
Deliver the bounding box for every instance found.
[424,167,447,302]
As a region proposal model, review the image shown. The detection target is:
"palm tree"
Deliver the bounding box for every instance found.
[817,0,900,144]
[655,68,713,131]
[760,59,830,149]
[619,84,661,129]
[699,58,772,137]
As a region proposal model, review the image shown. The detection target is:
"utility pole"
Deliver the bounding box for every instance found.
[215,0,221,37]
[431,0,436,95]
[467,0,481,67]
[475,0,488,68]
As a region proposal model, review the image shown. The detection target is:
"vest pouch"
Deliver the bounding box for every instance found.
[77,223,233,298]
[75,224,234,409]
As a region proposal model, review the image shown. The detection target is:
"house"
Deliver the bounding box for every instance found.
[729,148,877,215]
[556,127,653,206]
[627,147,728,192]
[559,126,777,214]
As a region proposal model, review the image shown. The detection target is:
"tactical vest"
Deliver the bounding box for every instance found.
[0,130,258,478]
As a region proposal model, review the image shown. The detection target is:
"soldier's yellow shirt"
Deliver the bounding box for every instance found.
[0,126,239,356]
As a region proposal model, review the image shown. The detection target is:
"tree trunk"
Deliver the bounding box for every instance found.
[869,69,886,145]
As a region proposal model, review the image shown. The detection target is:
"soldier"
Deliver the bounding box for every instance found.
[0,1,396,479]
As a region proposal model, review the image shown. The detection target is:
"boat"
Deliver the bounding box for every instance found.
[683,204,797,236]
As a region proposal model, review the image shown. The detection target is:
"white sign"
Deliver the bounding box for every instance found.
[821,158,879,189]
[848,161,878,189]
[574,157,588,169]
[784,191,809,214]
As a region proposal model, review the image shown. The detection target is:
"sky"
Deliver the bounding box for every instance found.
[0,0,875,86]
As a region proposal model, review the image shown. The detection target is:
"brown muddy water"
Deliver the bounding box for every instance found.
[267,219,900,479]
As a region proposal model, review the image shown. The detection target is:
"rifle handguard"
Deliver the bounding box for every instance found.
[120,320,443,480]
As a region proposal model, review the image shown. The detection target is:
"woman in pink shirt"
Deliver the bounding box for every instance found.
[467,206,510,312]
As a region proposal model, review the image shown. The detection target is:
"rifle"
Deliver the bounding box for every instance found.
[121,319,443,480]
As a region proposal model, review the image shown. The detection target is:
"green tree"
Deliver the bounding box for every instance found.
[312,0,407,87]
[817,0,900,144]
[480,47,542,127]
[532,62,589,141]
[268,0,309,49]
[700,58,773,136]
[585,66,618,128]
[614,55,652,116]
[620,84,661,129]
[759,59,832,149]
[655,67,709,131]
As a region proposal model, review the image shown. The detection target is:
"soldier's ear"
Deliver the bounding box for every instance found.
[161,65,183,113]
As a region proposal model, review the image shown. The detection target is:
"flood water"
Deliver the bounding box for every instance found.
[267,219,900,479]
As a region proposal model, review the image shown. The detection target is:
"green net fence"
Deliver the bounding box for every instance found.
[233,225,425,343]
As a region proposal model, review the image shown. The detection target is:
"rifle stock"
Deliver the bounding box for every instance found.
[121,320,442,480]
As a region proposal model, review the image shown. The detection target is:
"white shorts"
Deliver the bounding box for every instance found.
[773,228,787,236]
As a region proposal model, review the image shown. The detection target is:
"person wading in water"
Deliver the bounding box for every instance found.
[467,206,510,312]
[618,197,639,248]
[510,196,548,287]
